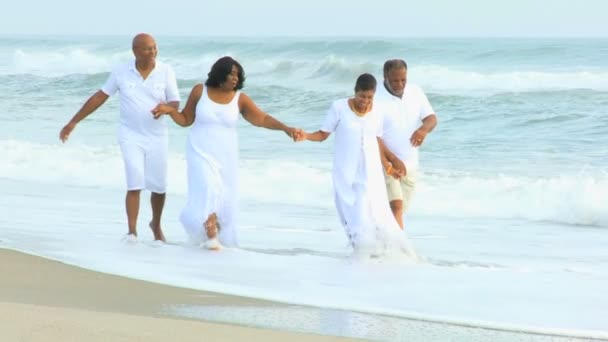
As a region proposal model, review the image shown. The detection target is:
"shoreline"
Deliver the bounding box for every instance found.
[0,248,355,341]
[2,248,605,341]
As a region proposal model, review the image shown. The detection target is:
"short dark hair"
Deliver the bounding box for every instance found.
[205,56,245,90]
[354,73,377,92]
[383,59,407,75]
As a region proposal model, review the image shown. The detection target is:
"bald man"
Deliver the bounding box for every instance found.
[60,33,180,242]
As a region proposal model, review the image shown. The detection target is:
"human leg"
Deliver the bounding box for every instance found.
[399,170,417,227]
[216,189,238,248]
[389,200,404,229]
[180,145,225,247]
[385,174,405,229]
[119,141,145,237]
[149,192,166,241]
[126,190,141,236]
[145,137,168,241]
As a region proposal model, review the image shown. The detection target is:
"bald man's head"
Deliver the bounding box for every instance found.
[132,33,157,66]
[132,33,155,49]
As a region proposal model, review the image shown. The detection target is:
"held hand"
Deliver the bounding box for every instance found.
[151,104,173,120]
[387,159,406,179]
[285,127,305,142]
[384,164,399,179]
[292,128,306,142]
[284,127,295,139]
[389,168,402,179]
[410,128,428,147]
[59,122,75,143]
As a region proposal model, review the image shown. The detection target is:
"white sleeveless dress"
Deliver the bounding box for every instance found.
[180,86,240,247]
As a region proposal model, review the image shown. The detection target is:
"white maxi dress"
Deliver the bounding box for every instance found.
[180,86,240,247]
[321,99,417,259]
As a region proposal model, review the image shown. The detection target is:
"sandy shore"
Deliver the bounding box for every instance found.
[0,248,357,341]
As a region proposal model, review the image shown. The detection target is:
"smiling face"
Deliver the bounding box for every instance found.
[384,66,407,97]
[132,34,157,65]
[353,89,375,112]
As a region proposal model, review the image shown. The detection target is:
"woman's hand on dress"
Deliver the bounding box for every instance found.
[151,104,173,119]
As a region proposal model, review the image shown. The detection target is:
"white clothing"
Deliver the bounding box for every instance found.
[101,60,180,192]
[375,83,434,171]
[321,99,417,259]
[118,136,168,193]
[102,60,180,139]
[180,86,240,247]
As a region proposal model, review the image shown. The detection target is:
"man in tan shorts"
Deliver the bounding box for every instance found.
[376,59,438,229]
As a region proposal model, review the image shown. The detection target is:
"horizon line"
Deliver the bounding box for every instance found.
[0,33,607,39]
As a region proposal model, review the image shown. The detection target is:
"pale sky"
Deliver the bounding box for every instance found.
[2,0,607,37]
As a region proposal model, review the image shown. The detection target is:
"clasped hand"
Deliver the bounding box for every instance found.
[150,104,173,119]
[287,128,306,142]
[387,159,406,179]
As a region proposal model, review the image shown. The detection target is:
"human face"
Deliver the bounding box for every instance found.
[222,65,239,90]
[133,36,157,65]
[384,67,407,97]
[353,89,375,111]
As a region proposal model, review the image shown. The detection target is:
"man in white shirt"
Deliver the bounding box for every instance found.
[59,33,180,242]
[376,59,437,229]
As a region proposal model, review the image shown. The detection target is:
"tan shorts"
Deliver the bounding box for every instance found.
[385,169,417,212]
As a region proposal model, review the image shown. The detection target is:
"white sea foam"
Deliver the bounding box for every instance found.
[1,177,607,338]
[2,139,606,227]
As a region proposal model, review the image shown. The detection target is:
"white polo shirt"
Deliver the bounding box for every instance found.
[376,82,434,170]
[102,60,180,139]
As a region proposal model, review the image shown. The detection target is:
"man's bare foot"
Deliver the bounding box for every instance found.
[149,222,166,242]
[122,233,138,244]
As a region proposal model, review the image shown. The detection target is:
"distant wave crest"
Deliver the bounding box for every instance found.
[7,48,130,76]
[416,169,608,227]
[5,48,608,94]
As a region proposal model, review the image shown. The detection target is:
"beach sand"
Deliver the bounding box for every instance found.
[0,248,357,341]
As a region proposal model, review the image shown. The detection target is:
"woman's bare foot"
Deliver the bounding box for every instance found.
[149,222,166,242]
[204,238,222,251]
[204,213,219,239]
[203,213,222,251]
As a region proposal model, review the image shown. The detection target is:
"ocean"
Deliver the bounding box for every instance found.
[1,35,607,341]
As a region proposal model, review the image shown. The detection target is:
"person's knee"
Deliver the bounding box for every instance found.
[390,200,403,213]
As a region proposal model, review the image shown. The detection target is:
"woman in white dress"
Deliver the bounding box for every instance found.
[152,56,301,250]
[300,74,417,259]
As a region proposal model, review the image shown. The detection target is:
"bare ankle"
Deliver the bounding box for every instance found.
[204,213,219,239]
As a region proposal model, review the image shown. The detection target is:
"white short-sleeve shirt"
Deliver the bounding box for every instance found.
[102,60,180,139]
[376,82,434,170]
